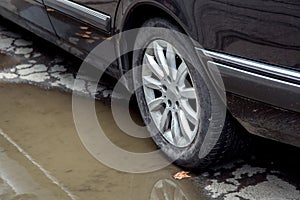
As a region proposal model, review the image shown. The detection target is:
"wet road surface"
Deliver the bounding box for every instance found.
[0,18,300,200]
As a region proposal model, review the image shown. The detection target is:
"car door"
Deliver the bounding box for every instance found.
[194,0,300,71]
[43,0,119,55]
[0,0,56,35]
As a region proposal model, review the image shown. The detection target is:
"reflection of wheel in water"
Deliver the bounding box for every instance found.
[150,179,188,200]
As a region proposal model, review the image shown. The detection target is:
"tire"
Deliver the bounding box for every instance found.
[132,17,245,169]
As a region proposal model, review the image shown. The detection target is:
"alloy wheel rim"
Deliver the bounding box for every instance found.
[142,40,199,148]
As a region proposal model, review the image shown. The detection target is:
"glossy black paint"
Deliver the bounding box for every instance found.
[194,0,300,70]
[120,0,300,70]
[72,0,119,20]
[44,8,109,54]
[197,49,300,113]
[211,60,300,112]
[0,0,55,35]
[44,0,116,54]
[44,0,111,33]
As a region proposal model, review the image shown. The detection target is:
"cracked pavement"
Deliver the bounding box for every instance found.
[0,21,113,99]
[0,18,300,200]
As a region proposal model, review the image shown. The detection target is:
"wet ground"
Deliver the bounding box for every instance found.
[1,18,300,200]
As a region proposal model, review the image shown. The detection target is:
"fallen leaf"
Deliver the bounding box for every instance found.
[173,171,191,180]
[80,26,89,30]
[75,33,90,38]
[81,34,90,38]
[46,8,54,12]
[87,39,95,44]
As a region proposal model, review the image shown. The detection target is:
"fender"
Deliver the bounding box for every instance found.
[114,0,199,40]
[113,0,200,80]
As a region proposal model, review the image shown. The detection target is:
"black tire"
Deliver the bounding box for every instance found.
[132,17,245,169]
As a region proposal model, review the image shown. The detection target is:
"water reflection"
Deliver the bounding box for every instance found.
[0,83,205,200]
[150,179,188,200]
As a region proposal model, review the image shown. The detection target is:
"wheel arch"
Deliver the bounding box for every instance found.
[121,2,187,34]
[114,1,195,75]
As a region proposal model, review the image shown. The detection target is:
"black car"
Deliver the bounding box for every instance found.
[1,0,299,169]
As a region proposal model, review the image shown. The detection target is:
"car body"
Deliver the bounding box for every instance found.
[1,1,299,156]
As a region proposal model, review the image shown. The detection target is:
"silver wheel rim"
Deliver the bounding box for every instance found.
[142,40,200,148]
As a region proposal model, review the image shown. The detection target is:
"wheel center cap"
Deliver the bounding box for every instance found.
[166,89,177,101]
[165,84,180,101]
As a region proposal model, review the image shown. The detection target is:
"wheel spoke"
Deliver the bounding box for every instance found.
[171,111,180,144]
[166,43,176,69]
[166,43,177,80]
[145,53,164,79]
[178,110,192,142]
[142,40,200,148]
[180,100,198,125]
[160,109,170,131]
[175,61,188,86]
[153,42,169,76]
[143,76,162,90]
[180,88,196,99]
[148,97,164,111]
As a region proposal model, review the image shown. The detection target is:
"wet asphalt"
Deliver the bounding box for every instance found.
[0,18,300,200]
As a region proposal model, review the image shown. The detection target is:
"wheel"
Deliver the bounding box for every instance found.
[132,18,244,169]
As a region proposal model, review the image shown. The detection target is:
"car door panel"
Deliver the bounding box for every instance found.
[120,0,300,71]
[0,0,56,35]
[72,0,118,18]
[44,0,111,33]
[44,0,118,54]
[193,0,300,70]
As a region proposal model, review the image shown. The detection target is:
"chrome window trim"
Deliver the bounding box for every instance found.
[51,0,110,21]
[208,61,300,89]
[44,0,111,32]
[34,0,43,4]
[196,48,300,83]
[195,48,300,112]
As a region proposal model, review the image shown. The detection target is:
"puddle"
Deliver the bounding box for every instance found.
[0,83,205,200]
[96,99,158,153]
[0,51,21,69]
[0,138,71,200]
